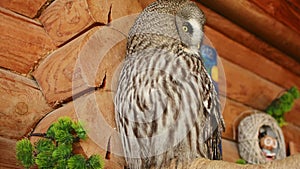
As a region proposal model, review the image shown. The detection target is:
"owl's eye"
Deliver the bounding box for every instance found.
[182,22,193,34]
[183,25,189,32]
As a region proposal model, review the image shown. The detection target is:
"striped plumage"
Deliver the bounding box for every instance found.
[114,0,225,168]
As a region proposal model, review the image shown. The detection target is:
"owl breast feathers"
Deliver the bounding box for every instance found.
[114,0,225,168]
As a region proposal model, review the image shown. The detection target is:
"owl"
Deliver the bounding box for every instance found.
[114,0,225,168]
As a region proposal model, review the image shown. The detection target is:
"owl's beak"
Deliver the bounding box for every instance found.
[197,43,200,49]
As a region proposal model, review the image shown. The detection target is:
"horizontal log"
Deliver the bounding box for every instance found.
[289,141,300,155]
[195,2,300,77]
[0,7,56,74]
[138,0,300,76]
[31,90,124,169]
[0,0,47,18]
[220,58,283,110]
[198,0,300,63]
[33,26,127,106]
[249,0,300,35]
[39,0,142,46]
[0,69,52,139]
[219,58,300,127]
[0,137,22,168]
[205,26,300,90]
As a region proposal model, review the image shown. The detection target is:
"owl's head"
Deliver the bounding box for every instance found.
[175,1,206,53]
[128,0,206,53]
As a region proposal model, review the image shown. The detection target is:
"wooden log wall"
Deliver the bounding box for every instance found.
[0,0,300,168]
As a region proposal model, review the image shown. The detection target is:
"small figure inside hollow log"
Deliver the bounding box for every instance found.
[259,126,278,161]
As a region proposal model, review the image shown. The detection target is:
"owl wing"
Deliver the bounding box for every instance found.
[115,46,224,168]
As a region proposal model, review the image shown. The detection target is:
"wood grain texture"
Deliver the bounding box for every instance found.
[222,139,240,162]
[195,2,300,76]
[284,99,300,127]
[0,137,22,168]
[221,58,283,110]
[221,95,300,154]
[0,69,52,139]
[249,0,300,35]
[198,0,300,63]
[31,90,124,169]
[0,7,56,74]
[220,58,300,127]
[206,26,300,90]
[40,0,142,46]
[39,0,95,46]
[0,0,47,18]
[289,141,300,155]
[87,0,142,24]
[282,124,300,152]
[33,26,126,106]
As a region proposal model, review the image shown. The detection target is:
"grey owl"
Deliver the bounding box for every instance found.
[114,0,225,168]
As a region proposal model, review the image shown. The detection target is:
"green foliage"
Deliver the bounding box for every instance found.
[266,86,300,127]
[16,116,104,169]
[87,155,105,169]
[52,144,72,160]
[35,139,55,154]
[16,138,35,169]
[72,122,87,140]
[236,158,247,165]
[35,151,54,168]
[68,155,87,169]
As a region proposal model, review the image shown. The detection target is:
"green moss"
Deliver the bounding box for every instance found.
[266,86,299,126]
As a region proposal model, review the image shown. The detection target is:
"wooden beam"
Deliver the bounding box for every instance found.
[206,26,300,90]
[0,69,52,139]
[220,58,283,110]
[222,139,240,162]
[249,0,300,35]
[194,2,300,76]
[198,0,300,63]
[282,124,300,152]
[284,99,300,128]
[0,137,22,168]
[39,0,142,46]
[0,7,56,75]
[31,90,125,169]
[138,0,300,76]
[33,26,127,106]
[289,141,300,155]
[0,0,47,18]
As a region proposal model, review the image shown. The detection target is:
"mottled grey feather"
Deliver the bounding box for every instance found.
[114,0,225,168]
